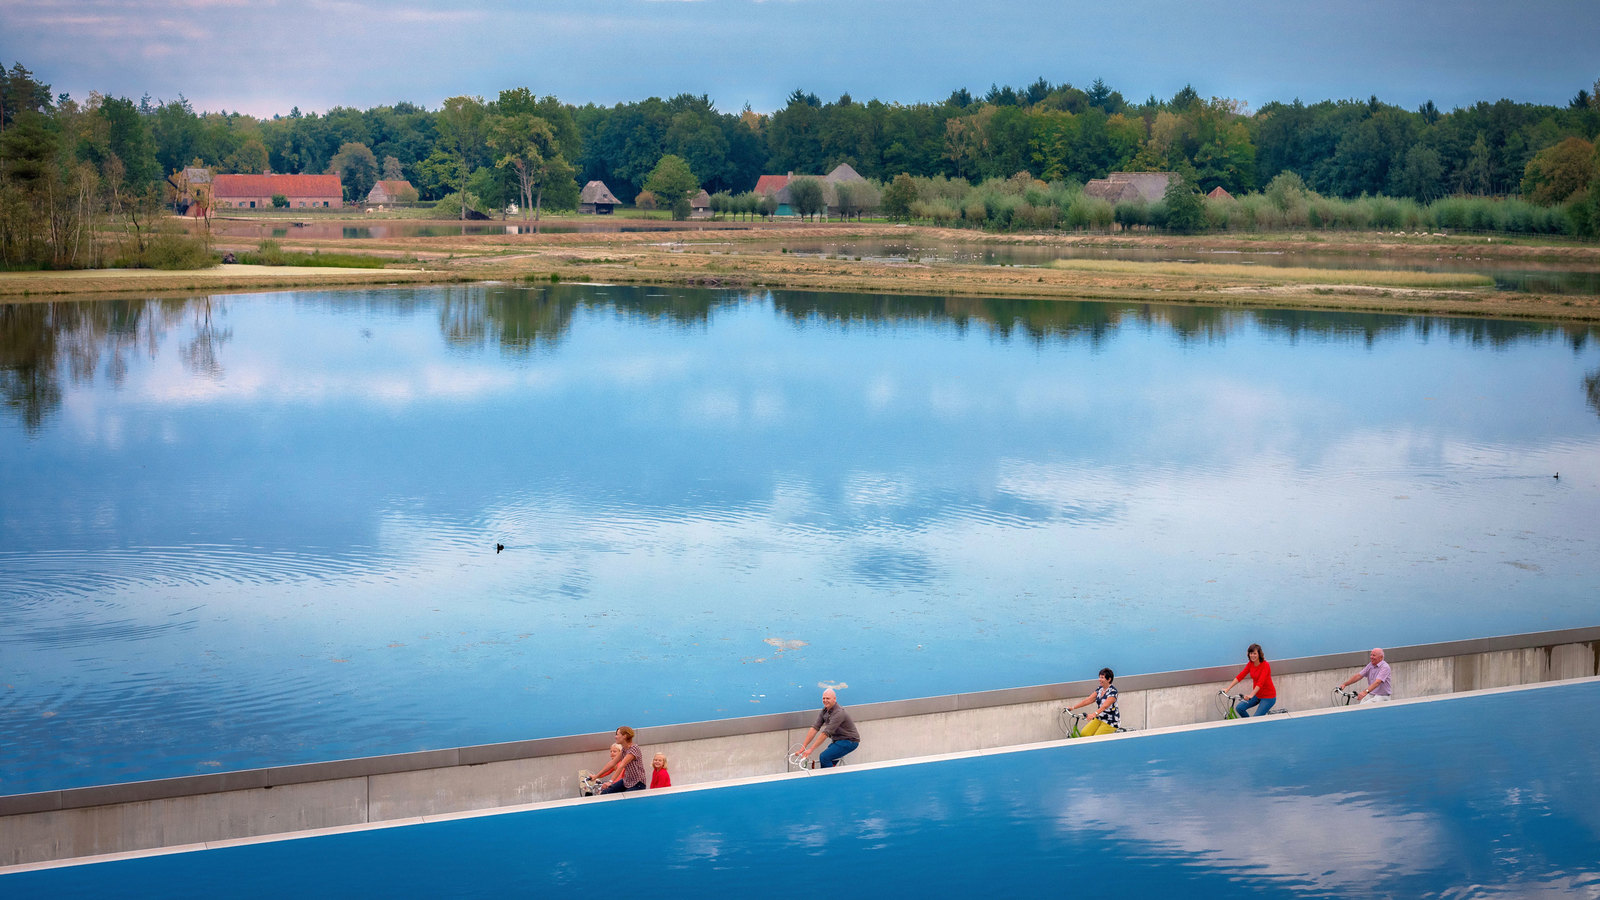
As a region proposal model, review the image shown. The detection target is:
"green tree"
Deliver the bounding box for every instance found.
[438,96,486,220]
[1162,176,1205,233]
[788,176,826,220]
[150,97,201,178]
[881,173,917,220]
[467,165,509,214]
[1461,133,1493,195]
[0,62,53,135]
[643,154,698,220]
[414,148,461,200]
[1520,136,1594,205]
[486,113,574,229]
[381,155,404,181]
[1394,144,1445,201]
[329,141,379,202]
[224,137,269,174]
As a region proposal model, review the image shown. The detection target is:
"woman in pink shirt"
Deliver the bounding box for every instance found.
[1224,643,1277,717]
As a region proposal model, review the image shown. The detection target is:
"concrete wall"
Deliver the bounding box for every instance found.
[5,627,1597,869]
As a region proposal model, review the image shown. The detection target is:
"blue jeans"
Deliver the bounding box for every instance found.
[819,739,858,768]
[1236,696,1276,717]
[600,780,644,794]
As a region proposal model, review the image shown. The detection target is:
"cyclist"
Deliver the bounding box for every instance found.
[1067,667,1120,736]
[1336,647,1393,704]
[1223,643,1277,717]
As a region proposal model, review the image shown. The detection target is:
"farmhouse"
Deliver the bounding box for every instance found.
[1207,186,1234,201]
[366,180,417,205]
[1082,171,1176,205]
[213,174,343,209]
[168,166,213,217]
[753,164,873,217]
[579,180,621,214]
[754,173,794,215]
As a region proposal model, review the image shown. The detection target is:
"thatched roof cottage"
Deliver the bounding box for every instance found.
[1082,172,1176,205]
[580,180,621,214]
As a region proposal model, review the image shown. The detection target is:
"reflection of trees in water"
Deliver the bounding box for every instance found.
[179,298,231,378]
[438,285,580,352]
[436,284,722,352]
[0,298,221,433]
[1586,370,1600,418]
[7,287,1599,431]
[759,290,1600,350]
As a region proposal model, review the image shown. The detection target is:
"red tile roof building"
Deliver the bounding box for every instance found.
[213,174,344,209]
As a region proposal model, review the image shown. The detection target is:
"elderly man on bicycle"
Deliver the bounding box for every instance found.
[1337,647,1393,704]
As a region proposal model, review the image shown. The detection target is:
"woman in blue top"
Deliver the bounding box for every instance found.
[1068,667,1119,736]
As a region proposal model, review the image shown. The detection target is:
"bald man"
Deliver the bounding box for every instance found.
[1338,648,1393,704]
[796,688,861,768]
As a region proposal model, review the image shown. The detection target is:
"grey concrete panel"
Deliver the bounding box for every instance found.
[1550,643,1597,680]
[846,701,1069,765]
[0,780,368,867]
[1391,658,1452,700]
[1455,648,1548,692]
[370,754,584,819]
[646,732,791,785]
[1145,683,1229,729]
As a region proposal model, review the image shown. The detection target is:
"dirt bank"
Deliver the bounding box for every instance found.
[5,222,1598,322]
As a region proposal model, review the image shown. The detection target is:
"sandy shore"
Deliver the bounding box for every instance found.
[5,222,1598,322]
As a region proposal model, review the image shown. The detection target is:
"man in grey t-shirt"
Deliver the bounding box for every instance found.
[797,688,860,768]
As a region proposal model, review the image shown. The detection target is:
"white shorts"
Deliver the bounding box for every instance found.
[1360,692,1392,704]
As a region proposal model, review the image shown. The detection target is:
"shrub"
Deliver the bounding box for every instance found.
[117,228,216,270]
[1114,200,1149,229]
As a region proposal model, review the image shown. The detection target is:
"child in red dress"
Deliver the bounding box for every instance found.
[650,752,671,789]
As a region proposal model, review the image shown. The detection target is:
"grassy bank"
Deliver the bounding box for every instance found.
[4,223,1598,323]
[1050,259,1496,289]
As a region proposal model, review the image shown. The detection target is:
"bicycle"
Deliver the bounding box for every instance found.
[1059,708,1086,738]
[1331,687,1359,707]
[787,741,844,770]
[1217,690,1247,720]
[1060,708,1133,737]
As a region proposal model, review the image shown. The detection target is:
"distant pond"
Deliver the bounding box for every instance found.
[2,285,1598,793]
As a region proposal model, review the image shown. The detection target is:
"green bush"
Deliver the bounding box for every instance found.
[122,231,216,269]
[110,226,216,270]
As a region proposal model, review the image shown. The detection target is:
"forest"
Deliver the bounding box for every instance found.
[4,61,1600,268]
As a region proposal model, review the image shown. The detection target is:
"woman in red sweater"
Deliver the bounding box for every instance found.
[1224,643,1277,717]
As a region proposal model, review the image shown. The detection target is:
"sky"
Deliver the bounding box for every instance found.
[2,0,1598,118]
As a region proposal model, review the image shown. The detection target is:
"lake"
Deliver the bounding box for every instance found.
[2,285,1597,794]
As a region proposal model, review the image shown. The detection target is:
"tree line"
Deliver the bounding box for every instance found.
[5,61,1600,268]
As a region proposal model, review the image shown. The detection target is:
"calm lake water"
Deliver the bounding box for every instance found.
[2,286,1598,794]
[7,682,1598,898]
